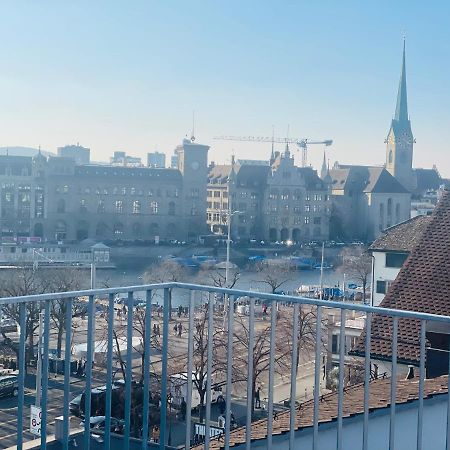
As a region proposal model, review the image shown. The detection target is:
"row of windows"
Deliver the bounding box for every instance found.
[54,185,180,197]
[269,204,330,214]
[56,199,178,215]
[268,191,330,202]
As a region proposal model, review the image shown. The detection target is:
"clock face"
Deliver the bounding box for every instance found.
[191,161,200,171]
[400,131,413,146]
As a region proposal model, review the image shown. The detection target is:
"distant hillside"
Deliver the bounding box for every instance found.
[0,146,55,158]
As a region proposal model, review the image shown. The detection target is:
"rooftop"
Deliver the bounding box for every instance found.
[354,190,450,364]
[369,215,432,252]
[198,375,449,449]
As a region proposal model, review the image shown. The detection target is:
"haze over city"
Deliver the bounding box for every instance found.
[0,1,449,175]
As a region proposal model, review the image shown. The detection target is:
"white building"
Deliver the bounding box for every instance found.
[369,215,430,306]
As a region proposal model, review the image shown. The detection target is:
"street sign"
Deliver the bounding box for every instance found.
[30,405,42,436]
[194,422,224,439]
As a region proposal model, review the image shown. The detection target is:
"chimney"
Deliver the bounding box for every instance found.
[405,365,415,380]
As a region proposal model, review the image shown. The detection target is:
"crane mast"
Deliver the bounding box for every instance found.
[214,135,332,167]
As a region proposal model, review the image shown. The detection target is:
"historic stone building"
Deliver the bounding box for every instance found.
[0,138,209,242]
[207,148,330,242]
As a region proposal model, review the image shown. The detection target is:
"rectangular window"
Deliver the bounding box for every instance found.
[207,190,213,197]
[376,280,387,294]
[304,216,310,224]
[305,205,310,212]
[313,217,321,225]
[207,202,212,208]
[332,335,338,354]
[385,252,408,268]
[214,202,220,209]
[214,191,220,198]
[115,200,123,213]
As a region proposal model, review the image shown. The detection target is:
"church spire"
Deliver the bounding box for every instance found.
[394,38,408,123]
[320,151,327,179]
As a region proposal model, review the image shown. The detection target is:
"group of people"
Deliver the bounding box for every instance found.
[0,357,17,371]
[177,305,189,318]
[75,358,88,377]
[152,323,161,337]
[173,322,183,337]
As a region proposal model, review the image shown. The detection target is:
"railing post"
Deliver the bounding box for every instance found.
[312,306,322,450]
[245,297,255,450]
[17,302,26,450]
[104,293,115,450]
[160,288,170,450]
[124,291,134,450]
[63,298,72,450]
[267,300,277,449]
[289,303,300,450]
[224,295,235,450]
[185,290,195,450]
[41,301,51,450]
[142,289,153,450]
[363,313,372,450]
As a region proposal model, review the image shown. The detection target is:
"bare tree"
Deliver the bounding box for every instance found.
[339,246,372,301]
[0,268,46,370]
[196,267,240,289]
[45,268,90,358]
[252,261,293,294]
[170,306,223,423]
[144,260,189,319]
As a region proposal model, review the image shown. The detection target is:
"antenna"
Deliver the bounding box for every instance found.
[191,111,196,142]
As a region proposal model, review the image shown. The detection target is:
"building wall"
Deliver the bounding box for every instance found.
[0,139,209,243]
[371,250,404,306]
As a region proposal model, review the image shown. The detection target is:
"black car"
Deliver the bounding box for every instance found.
[0,375,18,398]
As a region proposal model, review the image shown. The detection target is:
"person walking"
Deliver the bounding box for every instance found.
[255,387,261,409]
[178,322,183,337]
[152,425,160,443]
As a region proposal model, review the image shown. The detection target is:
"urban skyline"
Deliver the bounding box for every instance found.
[0,2,449,176]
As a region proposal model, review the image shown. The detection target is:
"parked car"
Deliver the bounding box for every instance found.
[81,415,124,432]
[0,375,18,398]
[69,394,82,417]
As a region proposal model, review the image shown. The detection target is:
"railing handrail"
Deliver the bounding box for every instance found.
[1,281,450,325]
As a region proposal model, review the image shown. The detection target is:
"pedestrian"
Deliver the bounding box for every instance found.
[218,396,226,415]
[157,324,161,337]
[178,322,183,337]
[178,305,183,318]
[82,359,87,377]
[180,398,187,421]
[255,387,261,409]
[152,425,160,443]
[173,323,178,335]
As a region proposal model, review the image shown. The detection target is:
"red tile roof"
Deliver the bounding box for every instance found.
[354,190,450,364]
[194,376,448,449]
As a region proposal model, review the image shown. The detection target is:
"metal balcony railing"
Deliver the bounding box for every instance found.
[1,282,450,450]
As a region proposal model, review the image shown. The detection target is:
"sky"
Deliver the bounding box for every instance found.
[0,1,449,175]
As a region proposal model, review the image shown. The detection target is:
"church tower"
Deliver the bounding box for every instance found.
[385,39,415,191]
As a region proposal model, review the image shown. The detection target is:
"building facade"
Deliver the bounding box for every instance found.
[57,144,90,165]
[147,151,166,168]
[0,138,209,243]
[207,149,330,242]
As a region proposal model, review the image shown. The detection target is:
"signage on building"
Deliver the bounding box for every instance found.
[194,422,224,439]
[30,405,42,436]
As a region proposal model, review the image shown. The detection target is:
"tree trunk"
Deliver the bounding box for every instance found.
[199,389,206,423]
[56,327,63,359]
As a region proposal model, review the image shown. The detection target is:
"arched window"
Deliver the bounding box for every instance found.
[96,222,108,238]
[269,189,278,200]
[379,204,385,231]
[34,223,44,238]
[396,203,401,223]
[168,202,175,216]
[79,199,87,213]
[281,189,290,200]
[97,200,105,214]
[132,223,142,237]
[57,199,65,213]
[55,220,67,240]
[387,198,393,216]
[388,150,393,164]
[149,223,159,237]
[76,220,89,241]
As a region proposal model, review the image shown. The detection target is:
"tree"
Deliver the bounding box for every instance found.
[144,260,188,319]
[170,307,222,423]
[46,268,89,358]
[0,268,46,370]
[339,246,372,301]
[252,261,293,294]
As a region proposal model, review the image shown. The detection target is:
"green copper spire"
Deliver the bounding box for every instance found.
[394,38,408,122]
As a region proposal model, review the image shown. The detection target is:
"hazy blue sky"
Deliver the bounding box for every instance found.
[0,1,449,175]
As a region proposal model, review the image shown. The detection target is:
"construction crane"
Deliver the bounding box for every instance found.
[214,135,333,168]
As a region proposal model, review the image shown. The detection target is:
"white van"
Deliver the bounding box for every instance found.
[170,372,224,409]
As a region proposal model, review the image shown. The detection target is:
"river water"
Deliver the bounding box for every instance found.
[95,266,354,308]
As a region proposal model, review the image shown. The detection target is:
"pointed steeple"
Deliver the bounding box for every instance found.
[320,151,327,179]
[394,38,408,123]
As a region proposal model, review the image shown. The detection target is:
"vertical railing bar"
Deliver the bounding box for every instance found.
[289,303,300,450]
[124,291,134,450]
[267,300,277,449]
[417,320,426,450]
[185,291,195,450]
[337,308,346,450]
[104,293,115,450]
[41,300,50,450]
[447,331,450,450]
[83,294,95,450]
[363,312,372,450]
[204,292,215,449]
[225,295,235,450]
[313,306,322,450]
[246,297,255,450]
[17,302,26,450]
[142,290,152,450]
[160,288,170,450]
[63,298,73,450]
[389,316,398,450]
